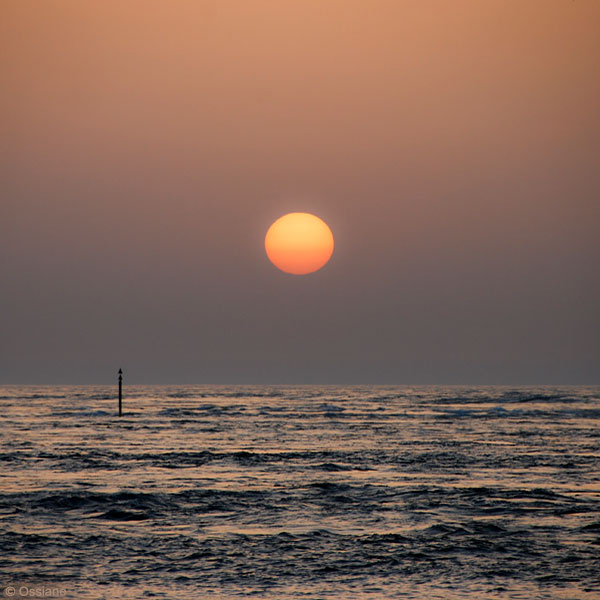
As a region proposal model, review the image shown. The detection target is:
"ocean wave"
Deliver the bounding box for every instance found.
[1,384,599,598]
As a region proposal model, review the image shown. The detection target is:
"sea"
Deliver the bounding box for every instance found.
[0,385,599,599]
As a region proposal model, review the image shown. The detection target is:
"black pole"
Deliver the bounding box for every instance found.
[118,368,123,417]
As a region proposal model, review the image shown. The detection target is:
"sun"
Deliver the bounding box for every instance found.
[265,212,334,275]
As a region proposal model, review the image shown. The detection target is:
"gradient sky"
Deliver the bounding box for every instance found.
[2,0,599,384]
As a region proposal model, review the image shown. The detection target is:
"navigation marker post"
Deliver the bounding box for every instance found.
[118,368,123,417]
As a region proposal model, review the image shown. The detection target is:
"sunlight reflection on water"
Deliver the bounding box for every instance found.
[1,385,599,599]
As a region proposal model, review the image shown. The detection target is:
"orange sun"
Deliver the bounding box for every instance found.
[265,212,334,275]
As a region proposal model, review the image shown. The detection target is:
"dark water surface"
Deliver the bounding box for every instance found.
[1,385,599,599]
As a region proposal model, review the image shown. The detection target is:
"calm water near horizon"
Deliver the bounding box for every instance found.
[1,385,599,599]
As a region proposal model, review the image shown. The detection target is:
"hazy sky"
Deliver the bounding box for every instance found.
[2,0,599,384]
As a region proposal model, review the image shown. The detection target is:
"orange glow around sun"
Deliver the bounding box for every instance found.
[265,212,334,275]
